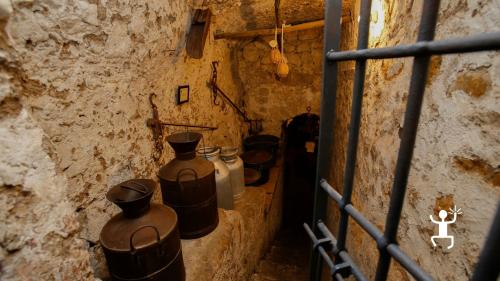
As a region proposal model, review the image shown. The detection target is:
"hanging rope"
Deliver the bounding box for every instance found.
[281,23,284,56]
[276,23,289,78]
[270,27,281,64]
[274,0,281,51]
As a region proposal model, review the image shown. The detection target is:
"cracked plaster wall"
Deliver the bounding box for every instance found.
[326,0,500,280]
[0,0,246,280]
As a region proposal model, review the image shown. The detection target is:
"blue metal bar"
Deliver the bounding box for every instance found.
[320,180,385,242]
[334,273,345,281]
[337,0,372,252]
[326,31,500,61]
[309,0,500,280]
[386,244,433,281]
[310,0,343,280]
[317,222,369,281]
[304,222,370,281]
[304,222,335,280]
[375,1,441,280]
[320,179,434,280]
[345,204,384,242]
[320,179,343,205]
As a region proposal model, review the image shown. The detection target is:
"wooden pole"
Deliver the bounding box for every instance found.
[214,19,327,40]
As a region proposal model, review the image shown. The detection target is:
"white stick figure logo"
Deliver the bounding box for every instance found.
[430,205,462,249]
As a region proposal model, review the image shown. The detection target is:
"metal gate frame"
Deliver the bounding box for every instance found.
[304,0,500,280]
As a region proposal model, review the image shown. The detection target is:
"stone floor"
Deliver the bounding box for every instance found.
[250,226,310,281]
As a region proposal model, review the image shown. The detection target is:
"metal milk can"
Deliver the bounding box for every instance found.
[158,132,219,239]
[100,179,185,281]
[197,146,234,210]
[221,147,245,200]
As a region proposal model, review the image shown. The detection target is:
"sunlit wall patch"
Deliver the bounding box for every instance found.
[370,0,385,40]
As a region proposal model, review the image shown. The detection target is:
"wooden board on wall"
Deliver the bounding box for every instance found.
[186,9,212,59]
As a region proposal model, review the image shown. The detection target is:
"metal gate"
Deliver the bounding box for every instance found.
[304,0,500,280]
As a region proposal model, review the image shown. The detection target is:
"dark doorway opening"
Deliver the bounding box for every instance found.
[283,112,320,229]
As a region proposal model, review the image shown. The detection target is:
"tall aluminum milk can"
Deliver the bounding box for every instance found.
[197,146,234,210]
[220,147,245,200]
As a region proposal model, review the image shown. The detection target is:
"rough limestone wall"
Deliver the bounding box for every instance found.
[327,0,499,280]
[236,29,323,136]
[0,0,245,280]
[324,0,357,242]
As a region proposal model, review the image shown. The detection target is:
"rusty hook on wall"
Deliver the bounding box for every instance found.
[148,93,164,162]
[211,61,220,105]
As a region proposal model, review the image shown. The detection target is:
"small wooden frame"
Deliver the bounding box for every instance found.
[177,85,190,105]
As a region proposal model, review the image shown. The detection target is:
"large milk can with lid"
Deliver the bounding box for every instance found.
[197,146,234,210]
[100,179,185,281]
[158,132,219,239]
[220,147,245,200]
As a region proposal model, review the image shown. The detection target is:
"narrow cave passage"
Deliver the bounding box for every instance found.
[249,112,319,281]
[250,227,311,281]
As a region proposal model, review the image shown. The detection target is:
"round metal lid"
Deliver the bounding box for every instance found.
[100,203,178,252]
[106,179,156,217]
[220,147,239,160]
[197,146,220,158]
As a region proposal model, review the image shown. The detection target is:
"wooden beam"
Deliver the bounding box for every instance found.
[214,19,330,40]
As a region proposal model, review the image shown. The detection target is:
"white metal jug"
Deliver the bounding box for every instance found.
[197,147,234,210]
[221,147,245,200]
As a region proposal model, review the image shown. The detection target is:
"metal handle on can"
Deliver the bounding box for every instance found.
[130,225,161,251]
[176,168,200,192]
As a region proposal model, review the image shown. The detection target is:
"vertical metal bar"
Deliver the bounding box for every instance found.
[310,0,343,280]
[336,0,372,251]
[471,202,500,281]
[375,1,441,280]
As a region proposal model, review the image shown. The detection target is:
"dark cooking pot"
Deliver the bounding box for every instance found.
[243,134,280,164]
[244,167,262,186]
[241,149,273,185]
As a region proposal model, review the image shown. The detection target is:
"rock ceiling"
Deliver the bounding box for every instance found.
[239,0,325,29]
[206,0,329,33]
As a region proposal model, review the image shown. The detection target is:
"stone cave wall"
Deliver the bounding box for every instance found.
[0,0,246,280]
[326,0,499,280]
[236,29,324,136]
